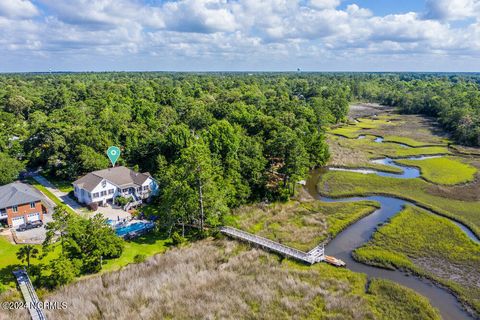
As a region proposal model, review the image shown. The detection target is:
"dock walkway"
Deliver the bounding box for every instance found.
[219,226,324,264]
[13,269,47,320]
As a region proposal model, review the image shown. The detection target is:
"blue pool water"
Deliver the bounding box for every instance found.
[115,222,154,236]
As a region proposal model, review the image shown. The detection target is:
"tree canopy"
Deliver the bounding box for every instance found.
[2,72,478,232]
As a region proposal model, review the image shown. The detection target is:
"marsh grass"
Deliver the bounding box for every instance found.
[367,278,441,320]
[366,114,450,146]
[354,206,480,316]
[317,170,480,237]
[383,135,445,147]
[395,156,477,185]
[227,200,379,251]
[0,240,441,320]
[327,135,451,173]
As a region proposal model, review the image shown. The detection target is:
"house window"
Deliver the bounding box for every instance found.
[108,189,114,195]
[101,191,107,197]
[122,188,128,193]
[30,202,36,209]
[143,185,149,191]
[93,192,99,198]
[12,206,18,213]
[102,180,107,188]
[0,209,6,216]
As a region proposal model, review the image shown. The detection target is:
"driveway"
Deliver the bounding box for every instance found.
[32,175,82,212]
[13,214,53,244]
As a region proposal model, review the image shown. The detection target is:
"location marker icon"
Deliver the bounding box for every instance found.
[107,146,121,167]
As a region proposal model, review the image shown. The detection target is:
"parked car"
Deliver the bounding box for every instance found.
[16,221,43,232]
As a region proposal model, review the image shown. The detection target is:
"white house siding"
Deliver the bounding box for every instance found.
[89,179,118,205]
[74,175,159,206]
[144,178,159,196]
[74,180,119,205]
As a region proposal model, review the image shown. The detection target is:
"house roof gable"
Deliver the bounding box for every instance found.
[73,166,153,192]
[0,182,44,209]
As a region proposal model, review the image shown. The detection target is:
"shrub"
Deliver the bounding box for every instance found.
[88,202,99,211]
[134,254,147,263]
[115,196,129,207]
[172,232,187,245]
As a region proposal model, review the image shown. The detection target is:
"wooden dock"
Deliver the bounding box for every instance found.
[13,269,47,320]
[219,226,324,264]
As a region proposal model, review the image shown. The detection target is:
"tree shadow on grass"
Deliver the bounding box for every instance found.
[0,264,24,286]
[127,230,171,246]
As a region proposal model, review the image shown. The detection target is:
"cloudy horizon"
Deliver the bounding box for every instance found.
[1,0,480,72]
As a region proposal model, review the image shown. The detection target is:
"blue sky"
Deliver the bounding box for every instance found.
[0,0,479,72]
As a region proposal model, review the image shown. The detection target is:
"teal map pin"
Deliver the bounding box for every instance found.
[107,146,121,167]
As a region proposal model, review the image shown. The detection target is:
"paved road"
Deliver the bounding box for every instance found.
[32,175,82,211]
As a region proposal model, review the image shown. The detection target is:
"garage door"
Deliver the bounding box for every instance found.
[27,213,40,222]
[12,216,25,227]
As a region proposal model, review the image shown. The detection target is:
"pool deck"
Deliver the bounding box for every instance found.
[115,220,154,237]
[96,203,132,222]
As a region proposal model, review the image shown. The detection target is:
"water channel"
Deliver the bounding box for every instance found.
[305,156,479,319]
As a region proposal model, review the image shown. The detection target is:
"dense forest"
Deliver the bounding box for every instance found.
[1,72,479,230]
[0,73,348,230]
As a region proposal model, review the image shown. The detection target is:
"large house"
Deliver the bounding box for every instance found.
[73,166,158,206]
[0,182,48,227]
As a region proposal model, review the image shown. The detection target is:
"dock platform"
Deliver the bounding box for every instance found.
[13,269,47,320]
[220,226,325,264]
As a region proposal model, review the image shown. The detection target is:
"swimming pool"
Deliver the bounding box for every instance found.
[115,222,154,237]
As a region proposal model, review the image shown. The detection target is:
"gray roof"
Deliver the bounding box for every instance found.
[73,166,152,192]
[0,182,45,209]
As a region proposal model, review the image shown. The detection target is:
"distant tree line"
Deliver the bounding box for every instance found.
[351,73,480,146]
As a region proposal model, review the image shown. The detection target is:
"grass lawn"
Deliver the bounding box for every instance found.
[353,206,480,316]
[0,236,58,287]
[226,200,380,251]
[1,223,171,287]
[45,176,74,193]
[395,156,477,185]
[0,236,22,270]
[317,171,480,237]
[102,231,172,272]
[26,178,77,215]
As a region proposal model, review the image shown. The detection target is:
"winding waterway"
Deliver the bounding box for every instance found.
[305,158,479,319]
[330,155,443,179]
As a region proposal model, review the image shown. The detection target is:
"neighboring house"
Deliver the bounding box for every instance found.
[0,182,48,227]
[73,166,159,206]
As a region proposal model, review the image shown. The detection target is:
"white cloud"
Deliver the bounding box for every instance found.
[309,0,340,10]
[39,0,144,28]
[425,0,480,21]
[1,0,480,71]
[161,0,238,33]
[0,0,38,18]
